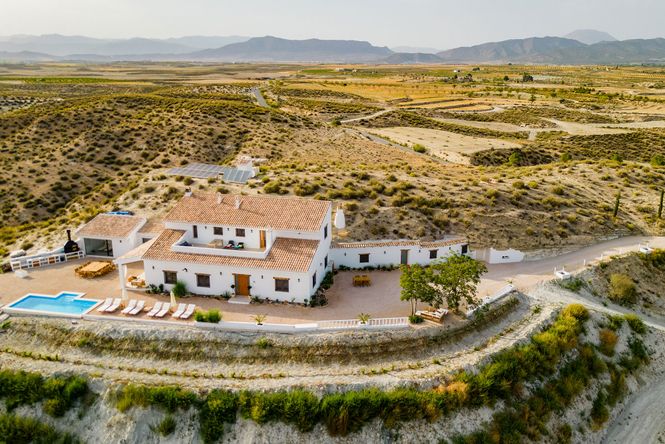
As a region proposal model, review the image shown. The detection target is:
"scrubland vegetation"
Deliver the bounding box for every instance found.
[2,63,665,256]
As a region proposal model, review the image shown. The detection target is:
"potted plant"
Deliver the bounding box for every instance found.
[252,314,267,326]
[357,313,371,325]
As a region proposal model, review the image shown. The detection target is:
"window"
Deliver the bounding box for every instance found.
[429,249,438,259]
[196,274,211,288]
[359,253,370,263]
[324,254,328,268]
[312,272,317,287]
[324,224,328,239]
[274,278,289,292]
[461,244,468,254]
[213,227,224,236]
[192,225,198,238]
[235,228,245,237]
[163,270,177,285]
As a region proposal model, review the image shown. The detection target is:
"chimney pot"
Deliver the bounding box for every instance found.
[235,196,242,209]
[217,192,223,205]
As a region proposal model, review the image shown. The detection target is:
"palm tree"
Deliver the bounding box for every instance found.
[357,313,371,325]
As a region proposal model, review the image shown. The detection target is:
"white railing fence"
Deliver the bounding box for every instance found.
[11,250,85,271]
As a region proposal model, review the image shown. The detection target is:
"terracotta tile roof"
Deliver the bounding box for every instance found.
[137,219,164,235]
[76,214,145,239]
[332,238,466,249]
[165,192,331,232]
[142,229,319,272]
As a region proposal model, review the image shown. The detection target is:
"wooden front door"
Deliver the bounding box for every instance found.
[400,249,409,265]
[259,230,266,249]
[235,274,250,296]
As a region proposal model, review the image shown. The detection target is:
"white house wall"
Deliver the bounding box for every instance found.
[472,248,525,264]
[143,259,313,303]
[330,243,465,268]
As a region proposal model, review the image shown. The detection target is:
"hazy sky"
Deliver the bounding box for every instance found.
[2,0,664,49]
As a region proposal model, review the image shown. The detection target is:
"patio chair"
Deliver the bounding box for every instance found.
[96,298,113,312]
[146,302,163,317]
[171,303,186,318]
[180,304,196,319]
[121,300,137,314]
[105,298,122,313]
[155,303,171,318]
[129,300,145,315]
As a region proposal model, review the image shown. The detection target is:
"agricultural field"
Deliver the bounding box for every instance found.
[1,63,665,258]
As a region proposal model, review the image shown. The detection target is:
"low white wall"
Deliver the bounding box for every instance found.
[472,248,525,264]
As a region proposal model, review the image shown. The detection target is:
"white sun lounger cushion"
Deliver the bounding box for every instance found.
[121,300,137,314]
[155,303,170,318]
[180,304,196,319]
[147,302,163,317]
[172,303,186,318]
[105,298,122,312]
[96,298,113,312]
[129,300,145,315]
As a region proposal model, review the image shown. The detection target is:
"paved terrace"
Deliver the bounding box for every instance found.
[0,236,663,325]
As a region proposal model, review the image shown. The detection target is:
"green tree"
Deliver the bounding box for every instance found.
[399,264,437,315]
[508,151,522,166]
[430,253,487,311]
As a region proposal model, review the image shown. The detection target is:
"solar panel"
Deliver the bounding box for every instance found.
[166,163,251,183]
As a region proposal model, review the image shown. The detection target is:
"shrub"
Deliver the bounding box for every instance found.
[560,304,589,321]
[0,370,88,417]
[115,384,197,413]
[412,144,427,153]
[609,274,637,304]
[408,314,424,324]
[590,391,609,429]
[200,391,238,444]
[624,314,647,334]
[206,309,221,323]
[155,415,176,436]
[171,280,187,298]
[0,413,79,443]
[195,309,222,323]
[598,329,618,356]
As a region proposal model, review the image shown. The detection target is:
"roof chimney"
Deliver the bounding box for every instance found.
[217,192,223,205]
[235,196,242,209]
[184,188,192,197]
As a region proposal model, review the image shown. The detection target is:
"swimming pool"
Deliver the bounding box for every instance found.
[8,291,98,316]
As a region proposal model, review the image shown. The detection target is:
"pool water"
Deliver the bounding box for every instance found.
[9,292,97,315]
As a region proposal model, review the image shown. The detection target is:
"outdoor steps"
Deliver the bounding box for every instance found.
[228,296,251,305]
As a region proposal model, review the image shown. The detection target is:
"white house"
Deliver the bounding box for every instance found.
[115,192,333,303]
[331,238,468,268]
[112,191,469,302]
[76,214,146,258]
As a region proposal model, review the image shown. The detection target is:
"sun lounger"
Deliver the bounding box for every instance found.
[105,298,122,313]
[121,299,137,314]
[171,303,186,318]
[155,303,170,318]
[179,304,196,319]
[96,298,113,312]
[129,300,145,315]
[146,302,163,317]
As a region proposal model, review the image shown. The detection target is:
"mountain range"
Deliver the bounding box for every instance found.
[0,31,664,65]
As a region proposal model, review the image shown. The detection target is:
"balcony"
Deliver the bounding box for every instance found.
[170,237,270,259]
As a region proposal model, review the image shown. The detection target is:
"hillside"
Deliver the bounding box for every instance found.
[383,52,443,64]
[437,36,665,64]
[192,36,393,62]
[437,37,586,63]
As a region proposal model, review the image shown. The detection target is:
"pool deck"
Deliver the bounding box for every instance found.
[0,259,489,325]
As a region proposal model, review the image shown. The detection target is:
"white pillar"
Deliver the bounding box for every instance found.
[118,263,128,300]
